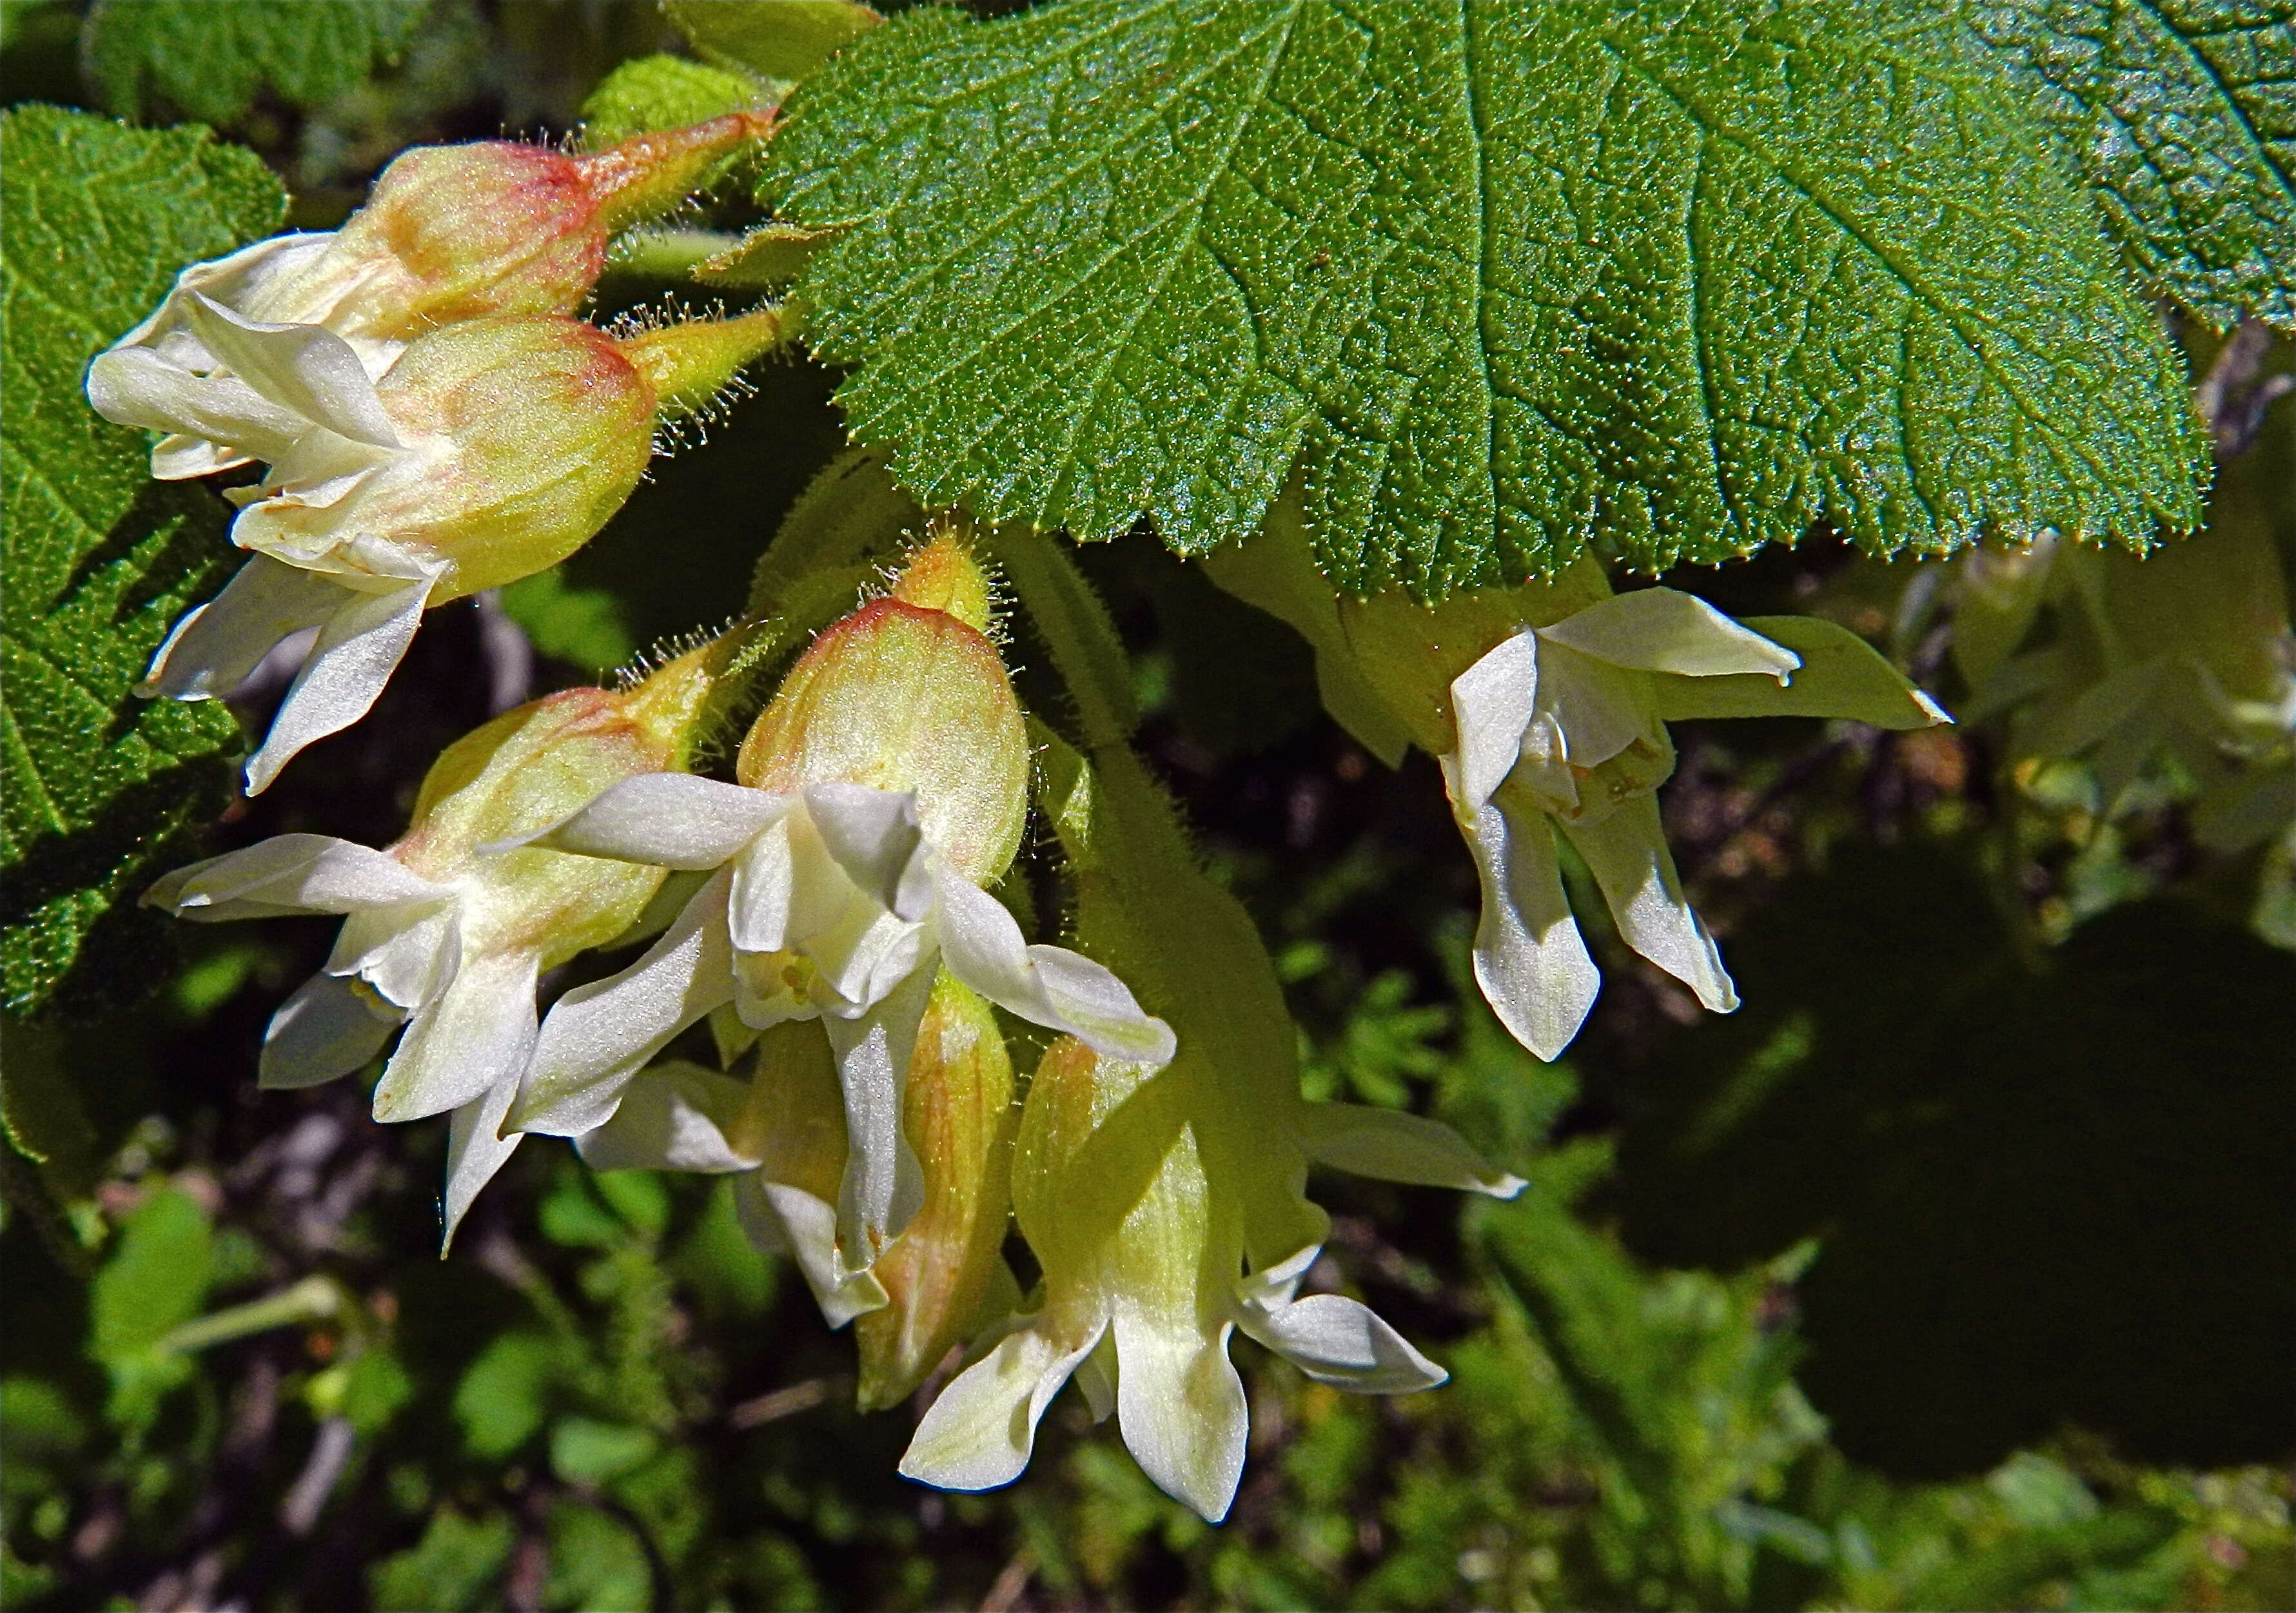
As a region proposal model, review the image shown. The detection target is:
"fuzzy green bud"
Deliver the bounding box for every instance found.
[737,531,1027,883]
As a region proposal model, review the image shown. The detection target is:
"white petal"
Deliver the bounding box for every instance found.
[1559,795,1736,1013]
[820,968,935,1261]
[1537,589,1800,679]
[441,1066,524,1252]
[1112,1309,1248,1524]
[330,903,458,1010]
[1295,1104,1526,1198]
[1649,614,1951,728]
[1231,1244,1320,1313]
[576,1061,759,1173]
[1452,788,1600,1061]
[1235,1293,1446,1394]
[1447,630,1540,812]
[108,233,337,351]
[373,947,539,1124]
[513,868,738,1136]
[180,293,402,449]
[138,556,346,701]
[258,972,404,1089]
[245,569,438,794]
[803,783,937,921]
[86,349,313,472]
[144,834,446,919]
[1073,1333,1118,1423]
[934,868,1176,1064]
[899,1322,1103,1493]
[743,1177,890,1329]
[513,775,789,868]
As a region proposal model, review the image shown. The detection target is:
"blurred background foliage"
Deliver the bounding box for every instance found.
[2,3,2291,1610]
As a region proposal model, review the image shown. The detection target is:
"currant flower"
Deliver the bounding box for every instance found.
[898,1037,1455,1523]
[507,531,1173,1269]
[1332,558,1950,1060]
[142,650,714,1243]
[577,973,1022,1378]
[87,114,772,480]
[121,306,787,793]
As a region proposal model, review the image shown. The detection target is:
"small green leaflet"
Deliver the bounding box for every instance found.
[1972,0,2296,330]
[83,0,432,127]
[769,0,2212,595]
[1,108,281,1016]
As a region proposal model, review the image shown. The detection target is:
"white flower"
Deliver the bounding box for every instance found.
[95,300,658,793]
[1442,589,1949,1059]
[505,774,1175,1269]
[895,1039,1469,1524]
[142,667,711,1242]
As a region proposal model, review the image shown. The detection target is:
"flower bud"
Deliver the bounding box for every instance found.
[854,974,1017,1409]
[278,115,776,343]
[737,529,1028,883]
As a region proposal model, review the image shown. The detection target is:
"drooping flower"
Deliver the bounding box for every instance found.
[88,115,772,480]
[508,531,1173,1270]
[144,650,715,1243]
[1332,557,1951,1060]
[897,1037,1483,1523]
[889,730,1519,1521]
[112,305,789,792]
[577,972,1021,1365]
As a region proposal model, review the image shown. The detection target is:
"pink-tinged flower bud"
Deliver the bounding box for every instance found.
[854,975,1017,1409]
[736,527,1027,885]
[143,647,718,1244]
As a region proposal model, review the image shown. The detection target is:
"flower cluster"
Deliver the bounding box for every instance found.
[88,117,783,792]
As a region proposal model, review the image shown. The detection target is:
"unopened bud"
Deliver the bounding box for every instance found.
[737,529,1027,883]
[855,974,1017,1409]
[309,115,776,340]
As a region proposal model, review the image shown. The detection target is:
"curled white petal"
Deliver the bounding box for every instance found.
[1449,781,1599,1062]
[245,565,439,794]
[514,868,738,1136]
[88,349,311,473]
[1559,794,1736,1013]
[258,972,404,1090]
[934,867,1175,1064]
[373,945,538,1124]
[804,783,937,922]
[1235,1290,1446,1394]
[442,1064,525,1253]
[1538,589,1800,679]
[1448,629,1540,812]
[820,970,934,1262]
[138,556,350,703]
[179,293,402,450]
[900,1322,1103,1493]
[733,1175,890,1329]
[577,1062,758,1173]
[1110,1308,1248,1524]
[513,775,790,867]
[146,833,446,919]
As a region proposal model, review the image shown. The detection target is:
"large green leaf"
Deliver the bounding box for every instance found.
[768,0,2206,596]
[83,0,433,126]
[0,108,281,1015]
[1972,0,2296,330]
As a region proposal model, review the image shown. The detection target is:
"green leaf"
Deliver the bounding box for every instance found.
[1970,0,2296,329]
[453,1331,560,1458]
[497,566,639,675]
[83,0,433,126]
[665,0,883,84]
[88,1186,214,1435]
[580,52,765,148]
[769,0,2204,596]
[1,108,281,1017]
[368,1508,515,1613]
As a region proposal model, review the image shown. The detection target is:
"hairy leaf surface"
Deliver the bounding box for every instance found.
[83,0,431,126]
[1,108,280,1014]
[770,0,2206,594]
[1971,0,2296,329]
